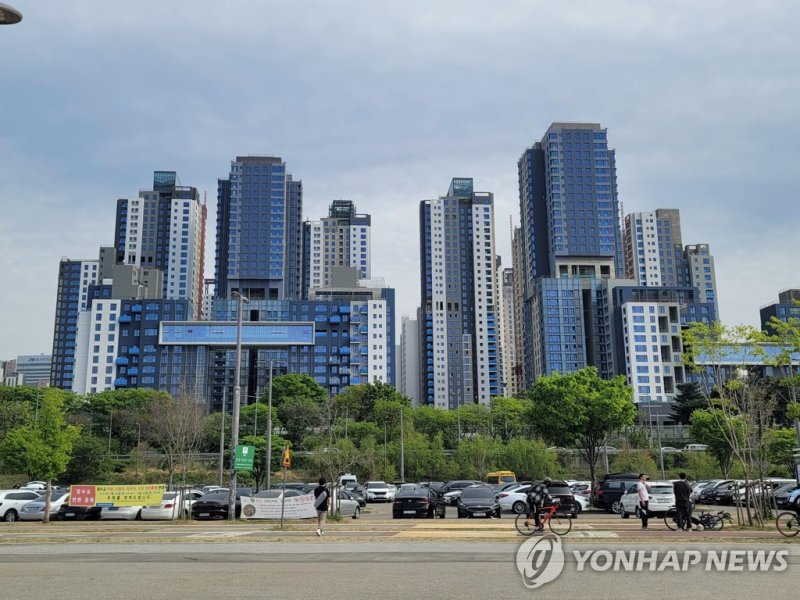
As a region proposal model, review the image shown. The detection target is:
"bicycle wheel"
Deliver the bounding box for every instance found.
[663,509,678,531]
[547,514,572,535]
[515,513,536,536]
[706,516,722,531]
[776,512,800,538]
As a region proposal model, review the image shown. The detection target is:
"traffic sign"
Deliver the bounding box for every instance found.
[235,444,255,470]
[281,446,291,469]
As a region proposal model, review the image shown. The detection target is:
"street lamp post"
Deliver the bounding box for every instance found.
[265,360,273,491]
[107,413,113,455]
[135,423,142,477]
[218,388,226,487]
[228,291,248,521]
[399,406,405,483]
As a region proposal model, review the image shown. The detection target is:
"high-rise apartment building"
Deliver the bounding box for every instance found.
[517,123,623,387]
[760,288,800,335]
[114,171,206,318]
[215,156,303,301]
[418,178,501,408]
[302,200,371,298]
[684,244,718,315]
[498,266,519,397]
[399,315,420,405]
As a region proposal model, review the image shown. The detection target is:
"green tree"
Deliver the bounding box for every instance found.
[501,438,560,480]
[526,367,636,492]
[610,451,658,477]
[766,427,797,476]
[62,435,112,484]
[0,388,80,522]
[670,382,705,425]
[689,408,742,477]
[277,396,322,446]
[490,396,530,442]
[267,373,327,412]
[412,405,458,448]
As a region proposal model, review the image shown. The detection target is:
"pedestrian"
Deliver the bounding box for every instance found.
[313,477,329,536]
[673,472,693,531]
[637,473,650,529]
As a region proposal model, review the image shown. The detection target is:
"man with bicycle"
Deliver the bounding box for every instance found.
[525,477,552,532]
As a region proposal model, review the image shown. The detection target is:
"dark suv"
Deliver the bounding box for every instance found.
[593,474,639,513]
[546,480,579,518]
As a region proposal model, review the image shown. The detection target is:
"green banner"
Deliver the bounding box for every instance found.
[235,444,256,470]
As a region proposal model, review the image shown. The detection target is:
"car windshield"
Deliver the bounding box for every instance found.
[461,487,493,500]
[366,482,386,489]
[162,493,177,501]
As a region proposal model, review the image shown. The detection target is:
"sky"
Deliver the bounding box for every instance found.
[1,0,799,361]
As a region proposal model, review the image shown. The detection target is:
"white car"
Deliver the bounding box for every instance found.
[336,489,362,519]
[364,481,391,503]
[498,484,532,514]
[141,490,204,520]
[683,444,708,452]
[619,481,675,518]
[100,505,144,520]
[386,484,397,502]
[19,491,69,521]
[0,489,44,522]
[573,494,590,513]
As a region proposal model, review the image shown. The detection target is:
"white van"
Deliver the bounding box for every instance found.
[338,473,358,487]
[683,444,708,452]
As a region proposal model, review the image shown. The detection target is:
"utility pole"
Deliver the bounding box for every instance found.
[266,360,273,491]
[228,291,248,521]
[218,388,226,487]
[400,406,405,483]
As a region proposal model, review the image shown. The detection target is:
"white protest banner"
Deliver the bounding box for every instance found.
[240,492,317,519]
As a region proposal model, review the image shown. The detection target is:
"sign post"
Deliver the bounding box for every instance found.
[280,446,291,528]
[235,445,255,471]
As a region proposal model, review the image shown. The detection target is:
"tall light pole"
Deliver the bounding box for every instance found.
[218,388,226,487]
[228,291,248,521]
[0,3,23,24]
[399,406,405,483]
[265,360,273,490]
[135,423,142,478]
[107,413,113,455]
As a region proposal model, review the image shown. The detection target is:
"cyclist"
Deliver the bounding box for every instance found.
[788,486,800,517]
[525,477,552,532]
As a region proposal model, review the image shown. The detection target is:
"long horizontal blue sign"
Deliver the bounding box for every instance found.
[159,322,315,346]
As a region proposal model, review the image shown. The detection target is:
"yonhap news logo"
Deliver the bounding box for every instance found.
[515,534,565,589]
[515,539,789,588]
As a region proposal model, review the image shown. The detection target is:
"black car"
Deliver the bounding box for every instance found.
[593,475,639,512]
[697,480,736,505]
[545,480,579,518]
[457,485,501,518]
[440,480,483,505]
[392,486,445,519]
[775,483,800,509]
[191,488,252,520]
[56,503,101,521]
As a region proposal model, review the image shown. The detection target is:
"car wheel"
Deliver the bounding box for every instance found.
[611,500,622,514]
[3,510,18,523]
[135,509,142,521]
[512,501,527,514]
[352,507,360,520]
[621,507,629,519]
[575,503,582,514]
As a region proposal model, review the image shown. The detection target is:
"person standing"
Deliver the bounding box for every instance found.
[673,472,693,531]
[637,473,650,529]
[313,477,329,536]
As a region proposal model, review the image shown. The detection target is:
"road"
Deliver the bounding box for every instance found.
[1,540,798,599]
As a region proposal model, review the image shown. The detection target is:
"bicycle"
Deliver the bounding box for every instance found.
[664,508,731,531]
[515,500,572,536]
[775,511,800,538]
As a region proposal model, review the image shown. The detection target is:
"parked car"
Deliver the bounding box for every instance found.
[191,488,252,520]
[364,481,392,503]
[19,491,70,521]
[545,480,580,518]
[689,480,716,502]
[573,494,590,513]
[456,485,501,519]
[593,475,639,513]
[141,490,204,520]
[392,486,445,519]
[696,479,734,504]
[439,480,484,505]
[101,505,144,520]
[0,489,45,522]
[56,503,101,521]
[336,489,362,519]
[257,489,303,499]
[683,444,708,452]
[619,481,675,518]
[498,484,532,514]
[775,483,800,509]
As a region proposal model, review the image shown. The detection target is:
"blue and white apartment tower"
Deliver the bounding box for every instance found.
[215,156,303,301]
[419,178,502,409]
[517,123,624,388]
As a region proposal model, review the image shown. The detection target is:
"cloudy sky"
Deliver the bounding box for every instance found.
[1,1,798,361]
